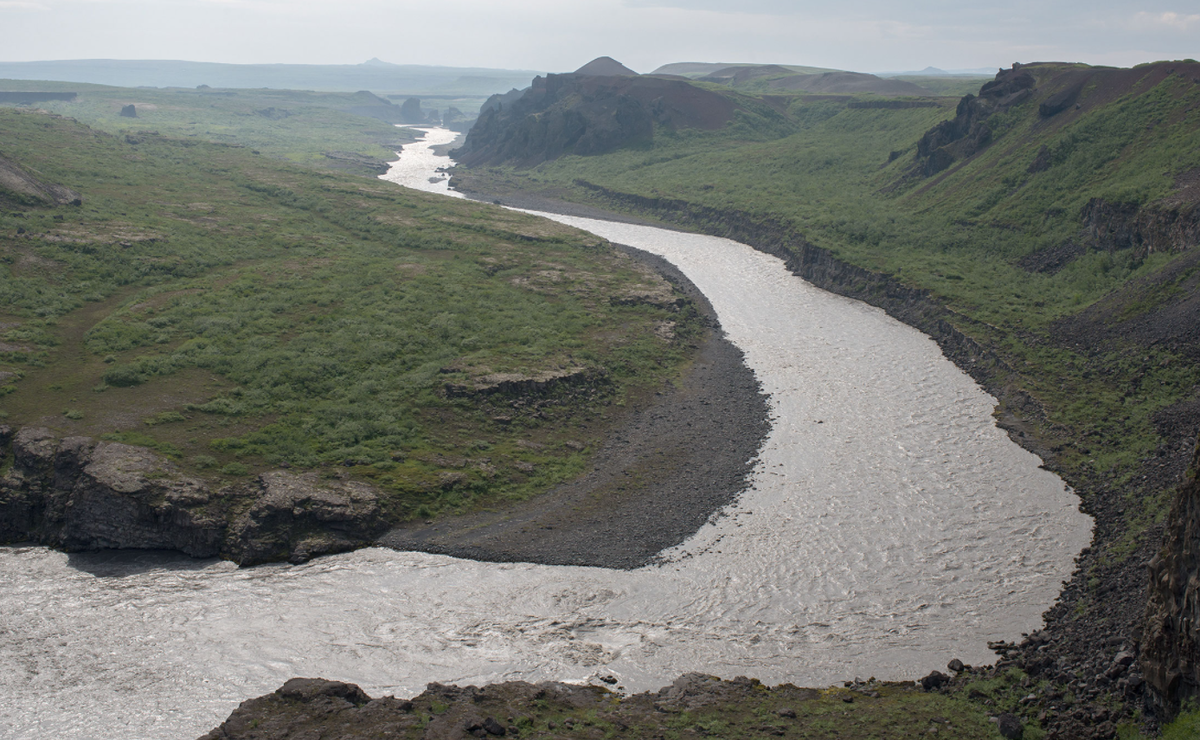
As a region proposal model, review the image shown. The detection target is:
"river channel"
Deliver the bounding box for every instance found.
[0,127,1091,740]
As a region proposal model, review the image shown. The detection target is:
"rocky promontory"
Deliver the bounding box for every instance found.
[0,425,388,565]
[452,61,777,167]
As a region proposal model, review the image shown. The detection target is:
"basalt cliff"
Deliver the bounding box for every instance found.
[0,425,388,565]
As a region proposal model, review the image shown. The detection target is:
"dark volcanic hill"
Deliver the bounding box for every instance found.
[453,73,776,167]
[574,56,638,77]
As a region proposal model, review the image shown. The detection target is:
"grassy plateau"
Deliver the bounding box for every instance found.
[0,105,704,524]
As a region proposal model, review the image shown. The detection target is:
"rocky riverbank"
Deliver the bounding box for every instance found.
[446,174,1191,738]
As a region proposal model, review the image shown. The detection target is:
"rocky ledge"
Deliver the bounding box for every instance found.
[0,425,388,565]
[200,673,1008,740]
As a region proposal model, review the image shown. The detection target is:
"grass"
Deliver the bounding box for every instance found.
[0,106,703,522]
[0,79,424,173]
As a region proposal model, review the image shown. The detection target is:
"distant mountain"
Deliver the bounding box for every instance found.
[574,57,638,76]
[765,71,933,96]
[692,65,934,96]
[650,61,840,78]
[0,59,542,95]
[877,66,999,78]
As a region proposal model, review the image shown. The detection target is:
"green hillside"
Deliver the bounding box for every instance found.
[0,80,430,174]
[0,107,702,523]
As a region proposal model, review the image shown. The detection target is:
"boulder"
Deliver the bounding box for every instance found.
[919,670,950,690]
[997,712,1023,739]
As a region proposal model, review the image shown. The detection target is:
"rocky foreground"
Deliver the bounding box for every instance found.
[200,672,1021,740]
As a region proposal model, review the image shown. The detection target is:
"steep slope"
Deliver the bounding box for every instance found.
[1144,441,1200,718]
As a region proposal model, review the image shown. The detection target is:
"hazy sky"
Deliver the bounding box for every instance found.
[1,0,1197,73]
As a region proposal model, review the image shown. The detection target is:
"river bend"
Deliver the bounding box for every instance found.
[0,127,1091,740]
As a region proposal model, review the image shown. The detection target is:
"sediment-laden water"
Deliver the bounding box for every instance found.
[0,127,1091,740]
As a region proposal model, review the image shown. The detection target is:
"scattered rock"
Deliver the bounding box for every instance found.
[997,712,1023,739]
[920,671,950,691]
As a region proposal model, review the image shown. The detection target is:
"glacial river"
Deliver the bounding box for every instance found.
[0,128,1091,740]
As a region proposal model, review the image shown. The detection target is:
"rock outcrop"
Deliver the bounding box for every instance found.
[399,97,424,124]
[0,426,388,565]
[1142,441,1200,719]
[1080,197,1200,259]
[453,72,750,167]
[912,66,1036,176]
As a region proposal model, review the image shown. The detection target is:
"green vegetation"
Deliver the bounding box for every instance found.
[455,62,1200,545]
[228,676,1013,740]
[0,79,423,172]
[1159,706,1200,739]
[0,106,701,521]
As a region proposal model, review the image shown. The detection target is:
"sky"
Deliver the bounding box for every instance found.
[0,0,1197,74]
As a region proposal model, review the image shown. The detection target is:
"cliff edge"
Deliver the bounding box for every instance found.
[1143,441,1200,719]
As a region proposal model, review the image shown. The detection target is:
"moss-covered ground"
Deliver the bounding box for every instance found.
[0,106,704,523]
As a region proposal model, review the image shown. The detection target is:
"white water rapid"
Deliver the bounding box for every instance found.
[0,127,1091,740]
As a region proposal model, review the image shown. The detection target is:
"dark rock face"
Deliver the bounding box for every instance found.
[453,73,741,167]
[1142,442,1200,719]
[997,712,1024,739]
[1080,197,1200,259]
[227,470,385,564]
[399,97,424,124]
[1039,80,1086,118]
[119,104,137,118]
[0,426,388,565]
[912,67,1035,176]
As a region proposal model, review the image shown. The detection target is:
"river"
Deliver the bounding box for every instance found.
[0,127,1091,740]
